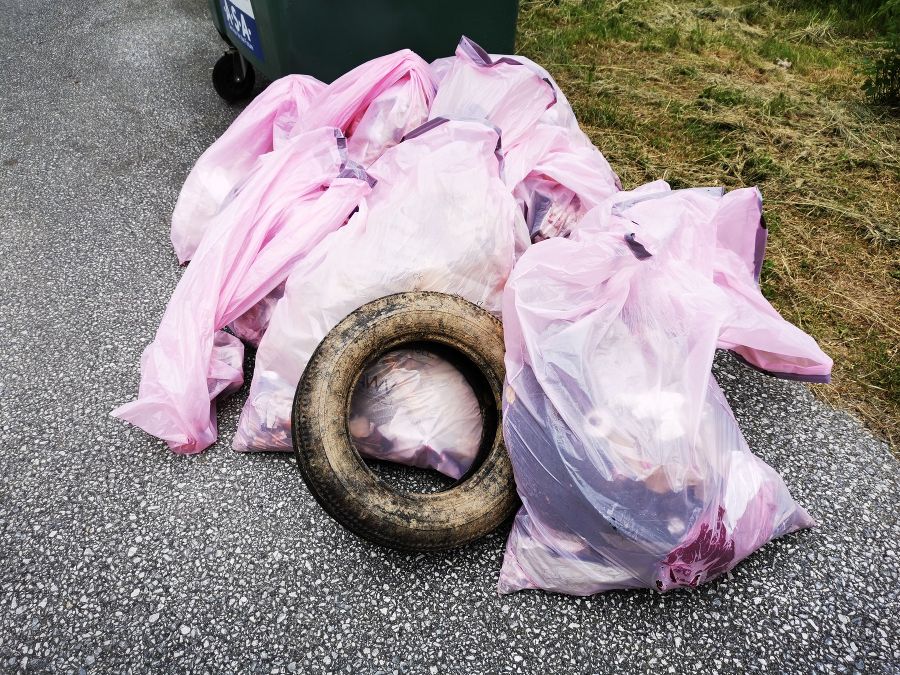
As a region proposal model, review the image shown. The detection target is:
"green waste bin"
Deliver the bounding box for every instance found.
[208,0,519,102]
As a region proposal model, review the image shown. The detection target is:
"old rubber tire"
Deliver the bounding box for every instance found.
[291,292,518,552]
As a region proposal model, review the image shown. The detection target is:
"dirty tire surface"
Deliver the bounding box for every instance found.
[292,292,519,552]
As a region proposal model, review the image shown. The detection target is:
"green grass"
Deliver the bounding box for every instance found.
[698,85,748,106]
[516,0,900,447]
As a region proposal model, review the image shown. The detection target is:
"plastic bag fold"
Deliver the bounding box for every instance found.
[113,128,373,454]
[171,75,326,263]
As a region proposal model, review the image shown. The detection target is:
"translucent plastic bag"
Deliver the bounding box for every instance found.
[431,47,586,136]
[505,124,621,242]
[577,184,833,380]
[498,186,830,595]
[289,49,436,162]
[171,51,435,265]
[233,118,527,452]
[432,39,620,244]
[349,349,482,479]
[344,77,432,167]
[112,128,373,454]
[218,52,437,348]
[171,75,325,263]
[429,37,556,150]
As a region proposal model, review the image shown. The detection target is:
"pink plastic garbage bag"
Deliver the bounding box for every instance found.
[504,124,621,242]
[223,52,439,347]
[344,77,432,167]
[170,74,326,263]
[498,187,829,595]
[494,52,623,239]
[112,128,373,454]
[429,38,556,150]
[290,49,436,164]
[349,349,482,479]
[576,184,833,381]
[171,50,434,265]
[431,38,620,244]
[431,48,585,136]
[233,118,527,453]
[432,40,620,242]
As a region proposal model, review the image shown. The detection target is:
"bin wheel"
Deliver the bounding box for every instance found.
[291,292,519,552]
[212,51,255,103]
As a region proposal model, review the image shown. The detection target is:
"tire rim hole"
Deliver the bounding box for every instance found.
[347,342,495,494]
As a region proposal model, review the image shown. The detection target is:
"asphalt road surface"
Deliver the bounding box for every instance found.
[0,1,898,673]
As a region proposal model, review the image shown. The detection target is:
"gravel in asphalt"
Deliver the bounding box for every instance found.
[0,1,898,673]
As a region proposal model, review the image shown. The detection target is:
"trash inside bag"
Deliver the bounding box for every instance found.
[349,349,482,479]
[228,282,285,348]
[497,185,830,595]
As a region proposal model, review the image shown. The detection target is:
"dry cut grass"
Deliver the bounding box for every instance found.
[516,0,900,447]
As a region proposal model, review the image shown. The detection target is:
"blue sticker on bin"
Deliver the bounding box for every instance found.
[221,0,264,62]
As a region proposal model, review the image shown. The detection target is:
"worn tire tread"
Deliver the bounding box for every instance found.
[291,292,518,552]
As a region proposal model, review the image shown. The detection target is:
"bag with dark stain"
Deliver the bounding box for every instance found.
[498,184,832,594]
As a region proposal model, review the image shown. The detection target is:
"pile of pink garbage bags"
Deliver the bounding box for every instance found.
[112,37,832,595]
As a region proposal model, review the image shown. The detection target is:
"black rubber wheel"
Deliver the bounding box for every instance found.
[291,292,519,552]
[212,51,255,103]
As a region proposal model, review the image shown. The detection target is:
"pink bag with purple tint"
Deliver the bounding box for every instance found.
[498,185,829,595]
[428,38,556,149]
[430,41,620,244]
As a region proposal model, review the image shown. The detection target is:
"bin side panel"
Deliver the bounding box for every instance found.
[249,0,519,83]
